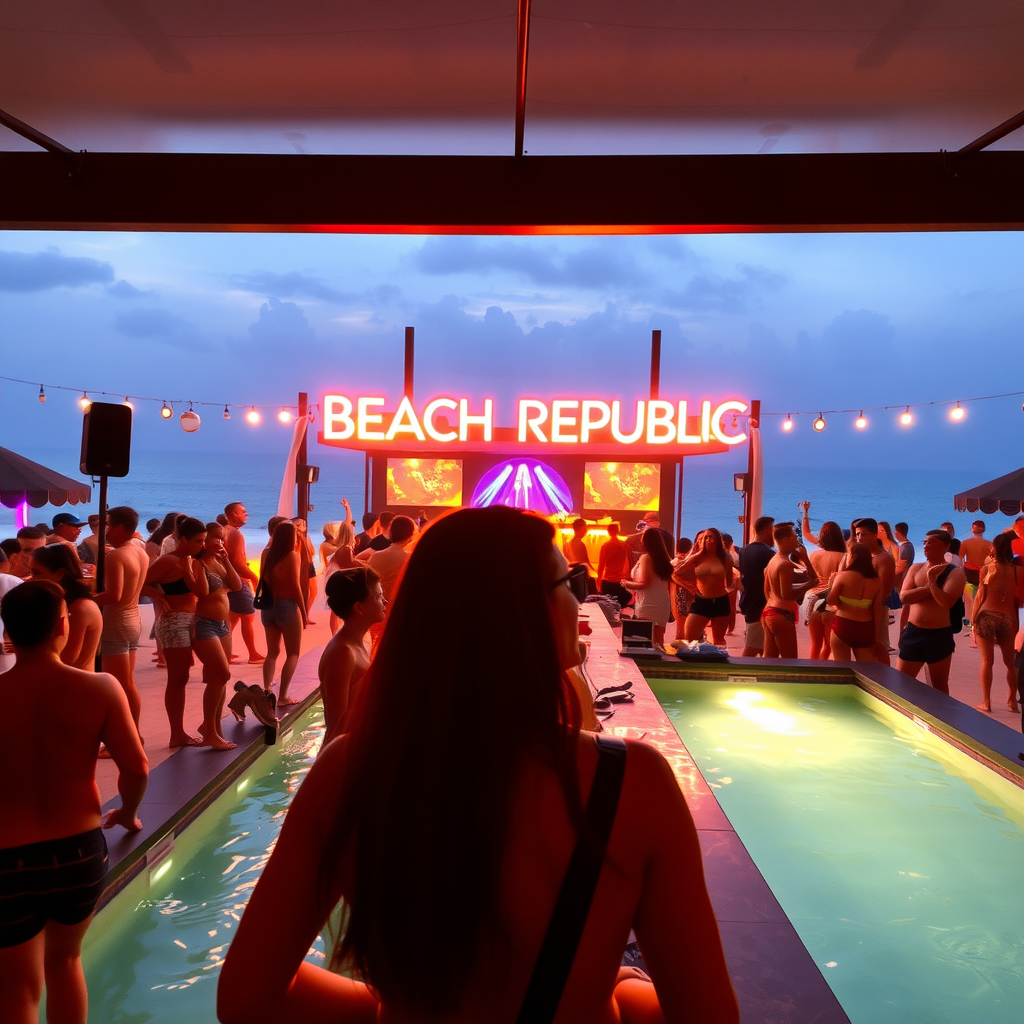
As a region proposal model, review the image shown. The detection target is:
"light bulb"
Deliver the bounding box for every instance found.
[899,407,913,427]
[160,402,173,419]
[246,407,261,425]
[855,412,867,430]
[223,405,231,420]
[278,407,293,424]
[123,397,134,410]
[38,385,46,403]
[950,403,965,421]
[79,393,92,412]
[812,414,826,432]
[782,415,794,432]
[180,403,201,433]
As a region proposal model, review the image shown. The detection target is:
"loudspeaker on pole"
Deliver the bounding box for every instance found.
[81,401,132,478]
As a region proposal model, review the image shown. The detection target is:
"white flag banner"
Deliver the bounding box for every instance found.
[277,414,309,519]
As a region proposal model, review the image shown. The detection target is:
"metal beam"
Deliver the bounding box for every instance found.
[0,107,75,157]
[514,0,532,157]
[1,151,1022,233]
[954,108,1024,161]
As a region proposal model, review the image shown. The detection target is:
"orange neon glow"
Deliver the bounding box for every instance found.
[386,458,463,507]
[584,463,660,511]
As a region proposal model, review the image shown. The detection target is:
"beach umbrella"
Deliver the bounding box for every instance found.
[0,445,92,509]
[953,467,1024,516]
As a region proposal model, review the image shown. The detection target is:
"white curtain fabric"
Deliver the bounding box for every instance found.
[277,414,309,518]
[749,421,763,531]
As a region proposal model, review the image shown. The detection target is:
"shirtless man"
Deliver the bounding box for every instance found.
[761,522,818,659]
[93,506,149,730]
[0,581,147,1024]
[317,567,386,744]
[897,530,966,695]
[223,502,265,665]
[959,520,993,629]
[853,518,896,663]
[596,522,632,607]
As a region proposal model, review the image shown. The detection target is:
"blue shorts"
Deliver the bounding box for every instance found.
[260,598,300,629]
[194,616,230,641]
[0,830,108,948]
[227,582,255,616]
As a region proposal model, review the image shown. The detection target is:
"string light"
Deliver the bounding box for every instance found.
[79,393,91,412]
[950,402,965,421]
[782,414,794,432]
[180,402,201,433]
[38,385,46,403]
[899,406,913,426]
[278,407,293,424]
[160,401,173,419]
[246,407,261,425]
[223,405,231,420]
[123,396,134,411]
[812,414,826,432]
[855,411,867,430]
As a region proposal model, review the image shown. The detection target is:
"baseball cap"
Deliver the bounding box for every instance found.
[52,512,87,529]
[642,512,661,524]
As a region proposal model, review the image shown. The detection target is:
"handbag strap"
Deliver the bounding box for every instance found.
[516,735,627,1024]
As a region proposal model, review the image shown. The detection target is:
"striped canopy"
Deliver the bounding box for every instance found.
[0,445,91,509]
[953,467,1024,516]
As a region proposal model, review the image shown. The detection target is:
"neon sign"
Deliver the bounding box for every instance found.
[322,396,748,447]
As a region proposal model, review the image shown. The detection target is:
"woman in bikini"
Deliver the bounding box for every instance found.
[324,520,357,636]
[260,521,306,706]
[674,527,735,646]
[827,542,884,663]
[805,521,847,660]
[145,517,208,747]
[218,506,738,1024]
[192,522,243,749]
[972,533,1020,713]
[30,543,103,669]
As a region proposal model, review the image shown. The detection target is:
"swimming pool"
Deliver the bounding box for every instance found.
[652,678,1024,1024]
[77,707,327,1023]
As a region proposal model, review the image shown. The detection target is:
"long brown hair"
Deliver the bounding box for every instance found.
[690,527,734,588]
[641,526,673,579]
[846,542,878,578]
[263,521,296,578]
[321,507,582,1014]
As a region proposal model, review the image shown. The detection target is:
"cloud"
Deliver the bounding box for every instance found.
[107,279,155,299]
[0,248,114,291]
[247,297,316,350]
[227,270,352,303]
[113,308,204,350]
[412,237,648,289]
[655,264,786,315]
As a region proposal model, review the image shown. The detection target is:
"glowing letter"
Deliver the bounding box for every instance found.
[701,400,712,443]
[460,398,493,442]
[646,400,676,444]
[551,400,580,443]
[323,395,355,440]
[676,401,702,444]
[711,401,749,445]
[357,397,386,440]
[580,400,611,443]
[423,398,458,443]
[518,400,549,443]
[610,400,645,444]
[385,395,426,442]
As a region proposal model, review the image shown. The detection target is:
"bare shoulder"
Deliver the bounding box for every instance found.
[318,634,359,678]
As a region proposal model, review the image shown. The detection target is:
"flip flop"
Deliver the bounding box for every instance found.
[597,681,633,695]
[594,691,634,706]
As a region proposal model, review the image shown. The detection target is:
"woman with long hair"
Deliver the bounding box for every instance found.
[972,533,1020,713]
[145,517,208,747]
[218,506,738,1024]
[826,542,884,662]
[30,543,102,669]
[805,521,847,660]
[260,520,306,705]
[621,526,674,644]
[193,522,243,749]
[325,520,357,635]
[674,528,735,646]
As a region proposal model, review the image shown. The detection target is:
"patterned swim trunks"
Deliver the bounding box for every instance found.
[155,611,195,649]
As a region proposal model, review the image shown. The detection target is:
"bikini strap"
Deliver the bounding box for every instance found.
[516,735,627,1024]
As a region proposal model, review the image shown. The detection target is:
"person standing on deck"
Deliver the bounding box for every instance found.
[897,530,966,695]
[852,518,897,663]
[959,520,993,635]
[596,522,632,608]
[761,523,818,659]
[223,502,265,665]
[0,580,147,1024]
[738,516,775,657]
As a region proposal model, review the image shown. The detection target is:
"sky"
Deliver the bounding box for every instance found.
[1,228,1021,473]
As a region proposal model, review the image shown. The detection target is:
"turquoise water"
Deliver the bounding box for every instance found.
[79,707,327,1023]
[653,679,1024,1024]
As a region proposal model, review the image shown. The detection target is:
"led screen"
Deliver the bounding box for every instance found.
[583,462,660,512]
[386,458,463,507]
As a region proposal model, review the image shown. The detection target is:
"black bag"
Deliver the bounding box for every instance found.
[253,576,273,610]
[937,566,965,633]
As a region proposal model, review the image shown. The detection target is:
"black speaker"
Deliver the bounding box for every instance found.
[81,402,132,477]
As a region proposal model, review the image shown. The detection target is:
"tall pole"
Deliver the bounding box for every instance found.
[514,0,533,158]
[296,391,309,524]
[404,326,415,400]
[649,329,661,400]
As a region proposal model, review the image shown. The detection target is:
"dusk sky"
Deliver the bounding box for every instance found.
[1,228,1021,473]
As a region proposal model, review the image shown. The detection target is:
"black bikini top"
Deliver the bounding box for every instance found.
[160,578,191,596]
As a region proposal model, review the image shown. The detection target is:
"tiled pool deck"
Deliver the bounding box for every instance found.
[95,599,1024,1024]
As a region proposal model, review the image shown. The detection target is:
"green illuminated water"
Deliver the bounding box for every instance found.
[78,708,327,1023]
[653,680,1024,1024]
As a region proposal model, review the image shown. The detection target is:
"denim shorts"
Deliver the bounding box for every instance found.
[260,598,300,629]
[194,616,230,641]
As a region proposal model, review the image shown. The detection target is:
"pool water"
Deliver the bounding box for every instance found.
[78,708,327,1024]
[653,679,1024,1024]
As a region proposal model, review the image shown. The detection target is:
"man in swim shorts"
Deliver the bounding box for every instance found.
[224,501,265,664]
[959,521,992,633]
[761,522,818,659]
[93,507,149,729]
[897,530,966,695]
[0,580,147,1024]
[738,516,775,657]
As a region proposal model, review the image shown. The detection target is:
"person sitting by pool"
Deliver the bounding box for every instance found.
[317,566,386,744]
[827,542,884,663]
[0,580,147,1024]
[218,506,738,1024]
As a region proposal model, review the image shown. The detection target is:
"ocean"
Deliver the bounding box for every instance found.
[2,446,1016,553]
